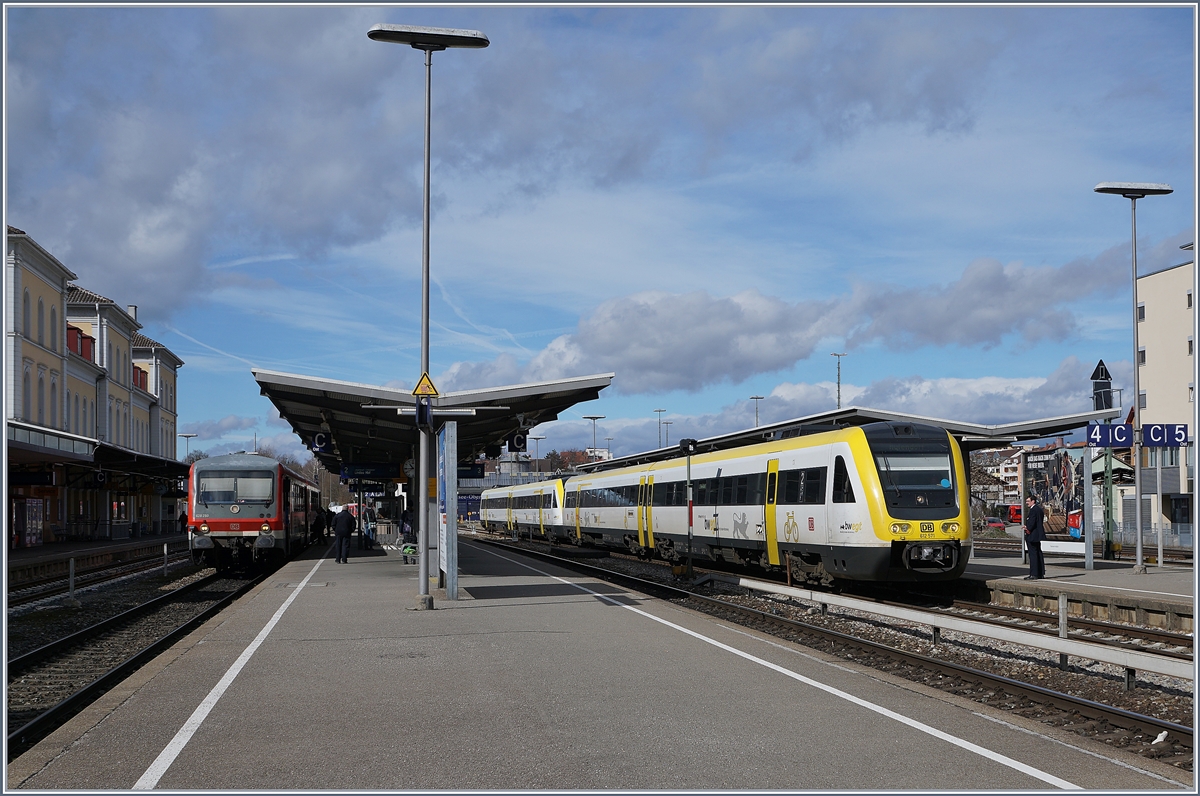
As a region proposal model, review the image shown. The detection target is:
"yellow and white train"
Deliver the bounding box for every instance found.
[481,421,971,584]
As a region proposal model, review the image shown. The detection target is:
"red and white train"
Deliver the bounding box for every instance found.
[187,452,320,570]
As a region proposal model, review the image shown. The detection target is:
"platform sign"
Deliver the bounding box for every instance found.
[1086,424,1133,447]
[1142,424,1188,447]
[340,463,400,480]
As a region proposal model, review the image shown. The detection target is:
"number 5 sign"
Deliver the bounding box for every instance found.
[1142,423,1189,447]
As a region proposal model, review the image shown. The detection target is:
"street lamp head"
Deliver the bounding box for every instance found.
[368,24,489,51]
[1094,182,1173,200]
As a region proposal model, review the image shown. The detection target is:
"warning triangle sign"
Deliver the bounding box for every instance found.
[1089,360,1112,381]
[412,372,439,397]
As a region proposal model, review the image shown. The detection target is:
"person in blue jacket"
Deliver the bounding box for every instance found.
[1023,495,1046,580]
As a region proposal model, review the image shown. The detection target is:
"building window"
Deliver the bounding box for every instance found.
[37,374,45,425]
[1137,347,1146,365]
[37,298,44,345]
[22,290,31,338]
[1137,302,1145,321]
[22,369,31,421]
[1190,384,1195,403]
[74,394,79,433]
[1189,290,1193,309]
[49,306,57,352]
[50,380,57,428]
[1138,390,1147,410]
[1189,337,1194,356]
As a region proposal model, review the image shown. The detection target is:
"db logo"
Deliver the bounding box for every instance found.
[808,517,815,532]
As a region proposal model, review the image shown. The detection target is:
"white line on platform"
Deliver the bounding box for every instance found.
[479,545,1081,791]
[133,557,326,790]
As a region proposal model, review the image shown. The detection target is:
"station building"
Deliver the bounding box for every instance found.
[6,226,188,548]
[1135,243,1194,530]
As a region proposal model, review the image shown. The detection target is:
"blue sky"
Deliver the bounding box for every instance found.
[6,5,1196,462]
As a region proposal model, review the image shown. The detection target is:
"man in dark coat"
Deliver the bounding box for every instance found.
[332,507,356,564]
[1023,495,1046,580]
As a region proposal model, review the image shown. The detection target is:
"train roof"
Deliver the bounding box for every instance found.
[577,405,1122,474]
[191,452,315,486]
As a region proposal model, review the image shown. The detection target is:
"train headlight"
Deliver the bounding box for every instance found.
[941,522,960,533]
[261,523,271,532]
[891,523,910,533]
[198,523,209,534]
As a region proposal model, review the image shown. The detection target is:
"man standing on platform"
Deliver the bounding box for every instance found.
[1024,494,1046,580]
[332,506,355,564]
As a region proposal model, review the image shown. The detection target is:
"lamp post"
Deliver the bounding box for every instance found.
[654,408,666,447]
[177,433,197,460]
[662,420,673,446]
[583,415,604,461]
[749,395,764,428]
[529,435,545,472]
[1094,181,1173,575]
[831,352,847,409]
[605,436,613,458]
[370,23,489,609]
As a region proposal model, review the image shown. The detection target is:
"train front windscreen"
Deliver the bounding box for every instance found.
[196,470,275,505]
[862,424,958,518]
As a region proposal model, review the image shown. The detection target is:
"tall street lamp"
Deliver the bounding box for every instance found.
[654,408,666,447]
[749,395,764,428]
[1094,181,1173,575]
[662,420,673,446]
[583,416,604,461]
[177,433,197,460]
[604,436,613,458]
[369,23,489,610]
[831,352,847,410]
[529,435,545,470]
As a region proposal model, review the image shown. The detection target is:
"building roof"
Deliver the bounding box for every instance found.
[252,368,615,473]
[67,284,117,305]
[578,404,1124,473]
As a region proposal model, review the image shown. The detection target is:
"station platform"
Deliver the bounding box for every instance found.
[8,536,1190,791]
[962,549,1194,632]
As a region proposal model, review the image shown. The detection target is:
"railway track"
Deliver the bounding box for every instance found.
[8,549,196,608]
[6,572,263,761]
[473,536,1192,771]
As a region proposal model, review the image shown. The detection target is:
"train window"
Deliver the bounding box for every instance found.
[873,451,953,490]
[734,475,749,504]
[801,467,826,504]
[832,456,856,503]
[766,472,777,505]
[197,470,275,504]
[780,470,801,504]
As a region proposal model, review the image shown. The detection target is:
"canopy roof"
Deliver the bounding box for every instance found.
[252,369,614,472]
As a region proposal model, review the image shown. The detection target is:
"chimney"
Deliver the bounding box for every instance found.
[127,305,138,321]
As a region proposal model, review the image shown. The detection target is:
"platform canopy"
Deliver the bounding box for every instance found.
[579,404,1124,472]
[252,369,614,472]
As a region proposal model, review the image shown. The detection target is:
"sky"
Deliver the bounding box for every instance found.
[5,5,1196,463]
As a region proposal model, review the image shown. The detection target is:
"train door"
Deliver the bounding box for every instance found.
[537,489,545,537]
[574,483,582,540]
[637,476,655,550]
[637,477,646,548]
[828,451,860,554]
[506,493,514,533]
[764,459,781,565]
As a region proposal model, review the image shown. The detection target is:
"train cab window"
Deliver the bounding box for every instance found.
[197,470,275,504]
[832,456,856,503]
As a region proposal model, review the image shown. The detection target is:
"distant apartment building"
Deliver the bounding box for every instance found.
[1135,246,1194,528]
[6,225,187,548]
